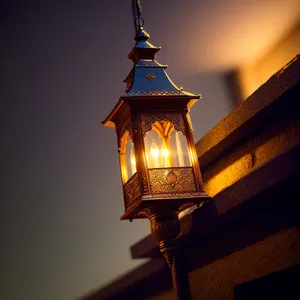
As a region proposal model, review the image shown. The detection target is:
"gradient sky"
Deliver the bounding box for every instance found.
[3,1,298,300]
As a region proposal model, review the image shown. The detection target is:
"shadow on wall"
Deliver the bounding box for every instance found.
[235,264,300,300]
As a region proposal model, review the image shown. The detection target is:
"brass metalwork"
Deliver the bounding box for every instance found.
[123,172,141,208]
[148,167,196,195]
[126,90,185,96]
[138,204,180,266]
[185,112,194,132]
[117,118,133,148]
[149,212,179,266]
[101,6,212,300]
[140,113,186,137]
[102,26,211,299]
[145,72,156,81]
[152,121,174,142]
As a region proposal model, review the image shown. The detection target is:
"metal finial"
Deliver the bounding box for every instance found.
[132,0,144,33]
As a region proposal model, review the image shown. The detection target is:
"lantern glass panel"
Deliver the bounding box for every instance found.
[144,121,191,169]
[120,131,136,184]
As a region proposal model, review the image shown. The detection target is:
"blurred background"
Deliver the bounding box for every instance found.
[1,1,299,299]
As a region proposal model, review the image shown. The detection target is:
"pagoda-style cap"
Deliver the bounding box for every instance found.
[128,27,160,63]
[103,27,201,127]
[124,27,200,98]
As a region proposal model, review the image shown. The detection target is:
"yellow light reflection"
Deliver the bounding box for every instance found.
[130,143,136,174]
[150,140,160,168]
[145,121,192,169]
[161,143,170,167]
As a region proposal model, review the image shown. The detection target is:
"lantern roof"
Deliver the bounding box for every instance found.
[123,27,198,97]
[103,26,201,127]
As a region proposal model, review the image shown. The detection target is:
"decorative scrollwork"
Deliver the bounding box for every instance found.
[140,113,186,137]
[126,90,185,96]
[148,212,180,267]
[136,209,150,218]
[185,112,194,132]
[123,173,141,208]
[141,176,149,194]
[145,72,156,81]
[150,191,200,199]
[195,168,205,192]
[148,167,197,196]
[117,118,133,147]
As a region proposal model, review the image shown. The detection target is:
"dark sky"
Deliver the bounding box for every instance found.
[1,1,235,300]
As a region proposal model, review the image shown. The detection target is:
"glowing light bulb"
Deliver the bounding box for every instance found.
[150,140,159,168]
[151,141,159,158]
[161,143,169,167]
[161,147,169,157]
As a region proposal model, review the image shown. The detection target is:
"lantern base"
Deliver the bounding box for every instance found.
[142,206,192,299]
[120,192,211,221]
[149,211,180,267]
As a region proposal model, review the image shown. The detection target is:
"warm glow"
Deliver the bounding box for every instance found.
[169,0,300,72]
[161,145,169,157]
[145,121,192,169]
[150,140,160,167]
[148,140,171,168]
[175,131,185,167]
[161,143,170,167]
[149,140,171,168]
[238,22,300,99]
[151,140,160,158]
[130,143,136,174]
[119,131,136,184]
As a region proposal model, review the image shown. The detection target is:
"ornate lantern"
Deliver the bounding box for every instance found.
[102,2,210,291]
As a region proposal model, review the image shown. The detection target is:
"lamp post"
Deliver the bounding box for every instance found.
[103,2,211,298]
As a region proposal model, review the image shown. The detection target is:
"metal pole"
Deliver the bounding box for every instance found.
[147,210,192,299]
[171,253,191,300]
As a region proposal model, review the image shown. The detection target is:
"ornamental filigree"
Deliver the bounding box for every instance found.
[195,168,204,191]
[141,176,149,194]
[125,90,185,96]
[148,167,196,196]
[145,72,156,81]
[123,173,141,208]
[140,113,186,137]
[185,112,194,132]
[117,118,133,147]
[150,191,200,199]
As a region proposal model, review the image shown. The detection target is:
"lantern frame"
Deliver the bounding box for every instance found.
[102,1,213,296]
[103,93,210,221]
[102,16,211,297]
